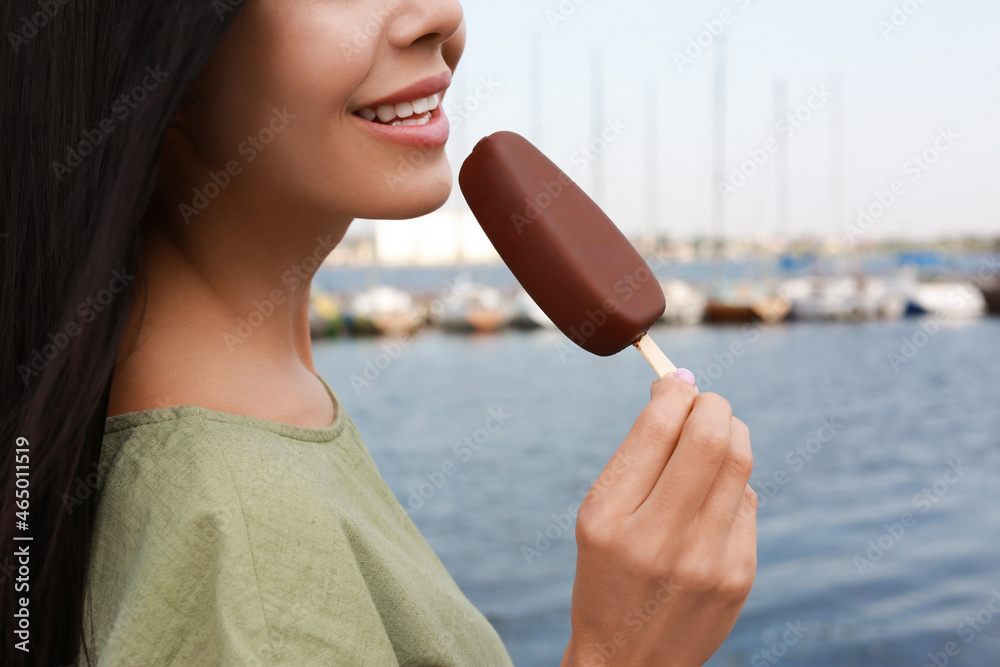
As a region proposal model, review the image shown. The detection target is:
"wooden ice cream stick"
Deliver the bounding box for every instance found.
[633,334,677,378]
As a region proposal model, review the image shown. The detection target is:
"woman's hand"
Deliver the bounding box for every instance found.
[562,373,757,667]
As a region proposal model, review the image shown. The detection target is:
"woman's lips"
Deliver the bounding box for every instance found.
[353,105,450,149]
[360,71,452,111]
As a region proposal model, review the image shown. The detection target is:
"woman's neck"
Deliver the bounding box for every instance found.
[107,220,347,428]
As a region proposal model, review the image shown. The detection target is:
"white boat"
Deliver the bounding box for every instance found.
[904,281,987,319]
[659,280,707,326]
[435,283,513,333]
[856,275,907,321]
[350,286,424,335]
[779,276,850,321]
[779,275,908,321]
[510,290,556,330]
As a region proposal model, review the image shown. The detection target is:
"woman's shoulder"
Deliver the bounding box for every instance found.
[103,372,349,462]
[100,397,360,491]
[107,364,338,430]
[86,396,377,576]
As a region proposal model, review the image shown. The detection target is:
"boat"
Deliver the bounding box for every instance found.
[856,275,908,321]
[982,280,1000,316]
[903,281,986,319]
[880,257,987,320]
[510,290,556,330]
[348,286,424,336]
[659,280,707,326]
[434,283,513,333]
[705,297,790,325]
[704,283,791,325]
[779,275,907,321]
[779,276,859,321]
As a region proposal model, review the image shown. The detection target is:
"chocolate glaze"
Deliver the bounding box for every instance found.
[459,131,665,356]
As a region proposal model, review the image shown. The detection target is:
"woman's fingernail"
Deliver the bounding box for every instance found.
[673,368,697,387]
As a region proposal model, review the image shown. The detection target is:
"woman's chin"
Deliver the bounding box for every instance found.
[363,181,453,220]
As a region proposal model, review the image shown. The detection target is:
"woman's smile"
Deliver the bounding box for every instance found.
[352,70,452,149]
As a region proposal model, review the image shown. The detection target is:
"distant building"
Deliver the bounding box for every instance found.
[372,210,500,266]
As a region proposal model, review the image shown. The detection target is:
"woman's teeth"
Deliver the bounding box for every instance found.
[357,94,441,126]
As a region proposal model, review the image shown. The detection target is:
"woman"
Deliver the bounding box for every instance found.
[0,0,757,664]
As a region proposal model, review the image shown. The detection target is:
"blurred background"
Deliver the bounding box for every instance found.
[308,1,1000,664]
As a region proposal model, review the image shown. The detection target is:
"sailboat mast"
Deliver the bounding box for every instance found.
[774,79,791,241]
[711,36,728,272]
[591,44,606,208]
[645,77,659,243]
[529,29,543,148]
[830,73,846,244]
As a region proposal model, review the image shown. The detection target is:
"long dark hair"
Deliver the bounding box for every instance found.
[1,1,245,664]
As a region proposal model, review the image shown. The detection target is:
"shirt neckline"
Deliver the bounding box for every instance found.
[103,373,347,443]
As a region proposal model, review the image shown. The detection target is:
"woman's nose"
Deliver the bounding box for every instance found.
[386,0,465,51]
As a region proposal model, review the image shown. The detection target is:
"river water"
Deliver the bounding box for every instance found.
[314,296,1000,666]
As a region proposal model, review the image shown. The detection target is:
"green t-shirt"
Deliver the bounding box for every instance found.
[78,375,514,666]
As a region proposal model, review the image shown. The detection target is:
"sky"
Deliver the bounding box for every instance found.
[391,0,1000,242]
